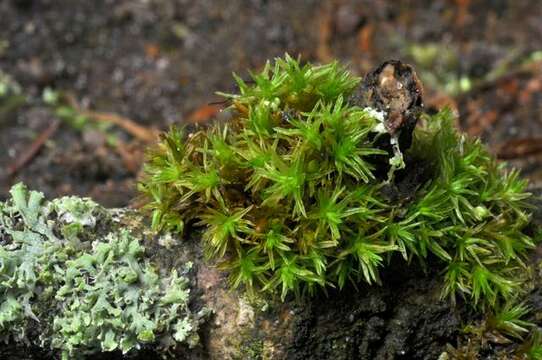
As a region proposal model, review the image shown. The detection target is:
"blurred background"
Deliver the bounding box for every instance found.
[0,0,541,207]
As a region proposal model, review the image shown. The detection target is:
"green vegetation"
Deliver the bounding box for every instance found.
[526,330,542,360]
[0,183,206,359]
[444,301,542,359]
[139,54,536,309]
[0,70,25,121]
[42,88,120,146]
[489,302,532,339]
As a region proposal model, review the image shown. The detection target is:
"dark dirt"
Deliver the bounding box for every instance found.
[288,258,465,360]
[457,63,542,189]
[1,0,542,359]
[1,0,542,207]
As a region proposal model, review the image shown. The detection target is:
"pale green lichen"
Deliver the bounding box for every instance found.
[0,70,22,98]
[0,183,206,359]
[50,196,102,228]
[49,195,108,242]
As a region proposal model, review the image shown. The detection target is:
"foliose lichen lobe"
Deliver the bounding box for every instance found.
[0,183,205,359]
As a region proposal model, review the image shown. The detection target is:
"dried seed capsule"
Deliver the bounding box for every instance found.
[350,60,424,151]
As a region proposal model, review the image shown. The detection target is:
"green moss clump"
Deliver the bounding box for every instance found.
[444,302,542,358]
[139,54,536,307]
[0,183,205,359]
[525,330,542,359]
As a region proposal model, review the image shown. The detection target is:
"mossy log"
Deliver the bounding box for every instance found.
[0,190,540,360]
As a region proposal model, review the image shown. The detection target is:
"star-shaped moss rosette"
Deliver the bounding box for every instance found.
[139,54,537,308]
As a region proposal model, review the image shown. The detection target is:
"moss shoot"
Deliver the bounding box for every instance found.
[139,54,537,308]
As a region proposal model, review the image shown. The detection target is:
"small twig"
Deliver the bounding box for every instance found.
[7,119,60,177]
[316,2,334,63]
[497,138,542,160]
[64,93,159,143]
[80,110,160,143]
[114,139,144,174]
[357,23,374,53]
[186,104,222,124]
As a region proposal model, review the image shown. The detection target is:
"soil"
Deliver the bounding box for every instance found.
[1,0,542,207]
[1,0,542,359]
[288,257,466,360]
